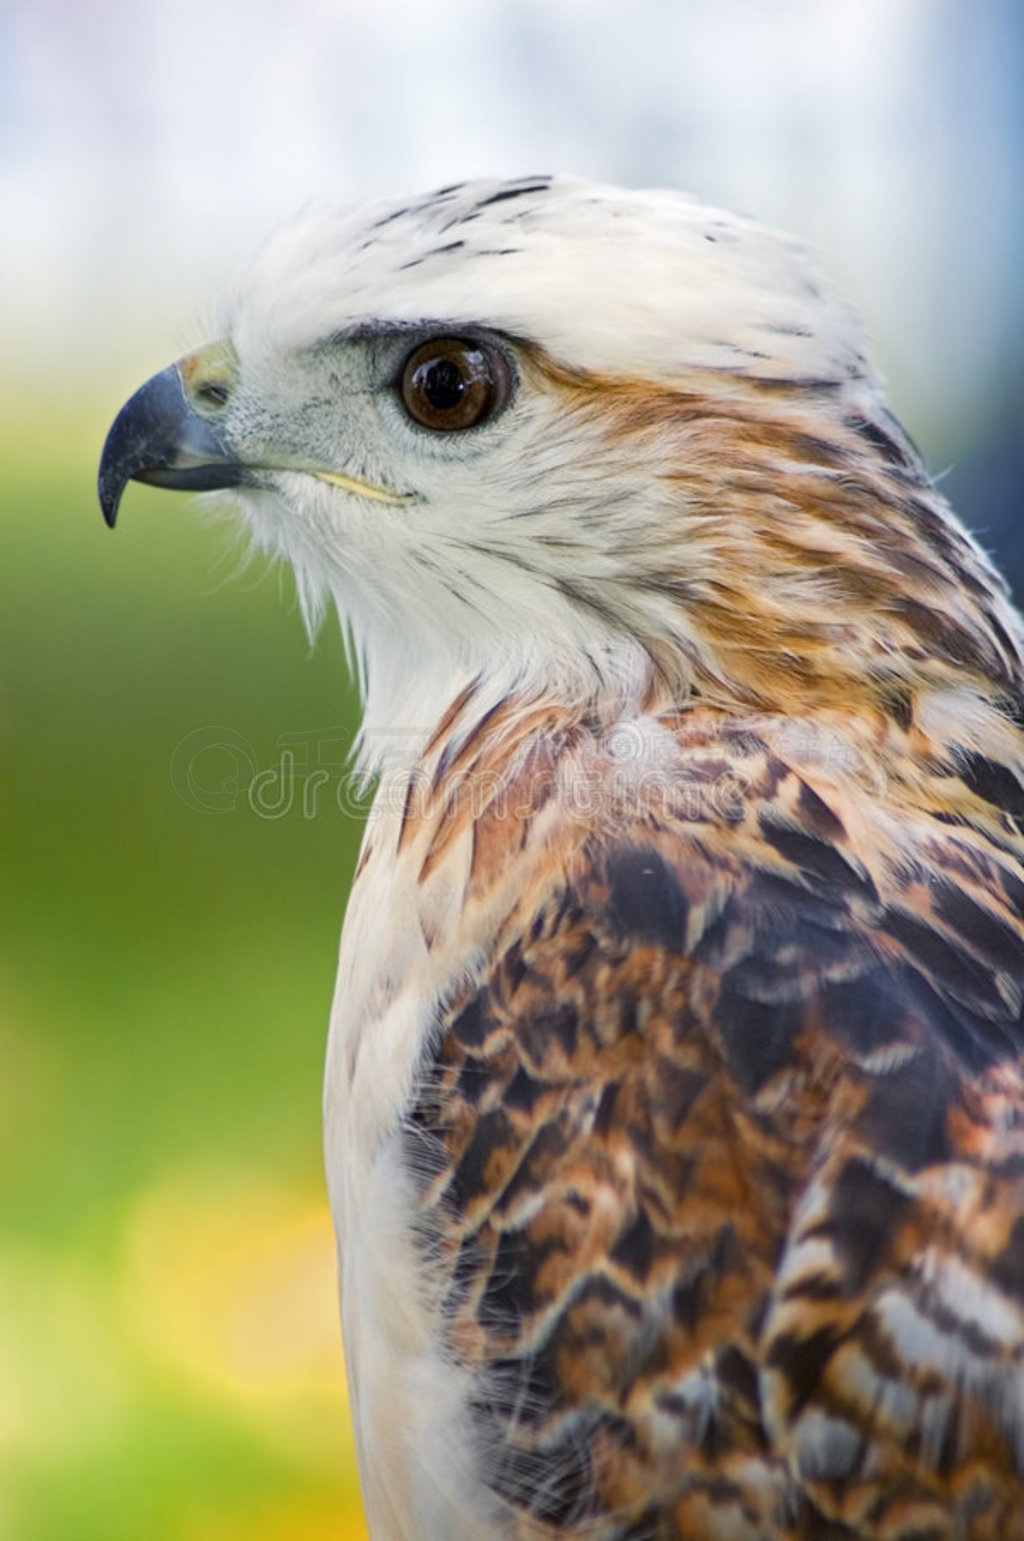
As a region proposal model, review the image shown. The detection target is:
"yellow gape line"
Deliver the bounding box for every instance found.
[314,469,417,505]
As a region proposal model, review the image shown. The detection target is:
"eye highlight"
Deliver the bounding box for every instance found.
[399,337,512,431]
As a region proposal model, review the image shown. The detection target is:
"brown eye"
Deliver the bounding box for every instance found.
[399,337,511,431]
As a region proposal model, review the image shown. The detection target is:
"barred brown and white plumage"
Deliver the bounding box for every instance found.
[99,176,1024,1539]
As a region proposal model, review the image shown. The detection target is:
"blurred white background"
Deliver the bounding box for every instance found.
[2,0,1021,466]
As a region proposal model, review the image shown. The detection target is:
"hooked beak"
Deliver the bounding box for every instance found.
[99,338,419,527]
[98,343,243,528]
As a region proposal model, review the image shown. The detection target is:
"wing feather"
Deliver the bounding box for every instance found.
[402,712,1024,1539]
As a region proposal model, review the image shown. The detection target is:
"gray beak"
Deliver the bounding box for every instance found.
[98,360,243,528]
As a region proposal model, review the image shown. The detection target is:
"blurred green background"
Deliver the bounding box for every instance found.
[2,2,1020,1538]
[1,401,368,1539]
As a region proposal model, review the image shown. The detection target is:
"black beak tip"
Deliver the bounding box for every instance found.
[97,363,241,530]
[97,445,124,529]
[97,376,162,533]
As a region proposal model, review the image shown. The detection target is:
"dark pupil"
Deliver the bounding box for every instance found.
[423,358,466,410]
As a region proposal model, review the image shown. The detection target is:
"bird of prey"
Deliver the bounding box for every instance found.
[99,176,1024,1540]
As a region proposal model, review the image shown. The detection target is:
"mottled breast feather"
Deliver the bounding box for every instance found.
[402,706,1024,1541]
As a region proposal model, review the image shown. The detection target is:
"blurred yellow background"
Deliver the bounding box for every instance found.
[1,2,1020,1538]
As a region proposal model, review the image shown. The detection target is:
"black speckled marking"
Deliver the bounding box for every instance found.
[759,816,876,898]
[820,965,908,1056]
[593,1079,621,1137]
[880,683,914,731]
[456,1054,492,1106]
[990,1216,1024,1302]
[899,597,1001,680]
[884,906,1009,1015]
[900,967,1017,1073]
[796,779,846,841]
[713,990,803,1097]
[477,1226,562,1326]
[488,1425,606,1527]
[845,413,918,472]
[790,432,848,469]
[856,1042,952,1171]
[481,1346,563,1428]
[503,1063,546,1113]
[762,321,814,339]
[519,1002,579,1068]
[610,1208,655,1282]
[768,1326,840,1419]
[1000,865,1024,917]
[826,1157,911,1291]
[451,993,491,1048]
[650,1060,709,1125]
[449,1106,518,1209]
[503,938,529,995]
[563,931,598,977]
[959,751,1024,821]
[605,846,689,951]
[473,179,553,211]
[493,1117,574,1216]
[369,203,410,230]
[930,879,1024,975]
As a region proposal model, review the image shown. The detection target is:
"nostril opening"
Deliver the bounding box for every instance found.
[196,381,231,408]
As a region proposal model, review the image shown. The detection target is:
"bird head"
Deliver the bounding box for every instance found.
[99,175,1022,768]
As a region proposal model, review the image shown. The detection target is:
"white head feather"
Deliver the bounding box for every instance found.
[204,175,1013,773]
[226,175,866,386]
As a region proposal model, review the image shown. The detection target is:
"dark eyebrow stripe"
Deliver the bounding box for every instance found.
[321,320,527,348]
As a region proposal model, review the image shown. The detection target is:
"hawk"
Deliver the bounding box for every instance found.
[98,176,1024,1539]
